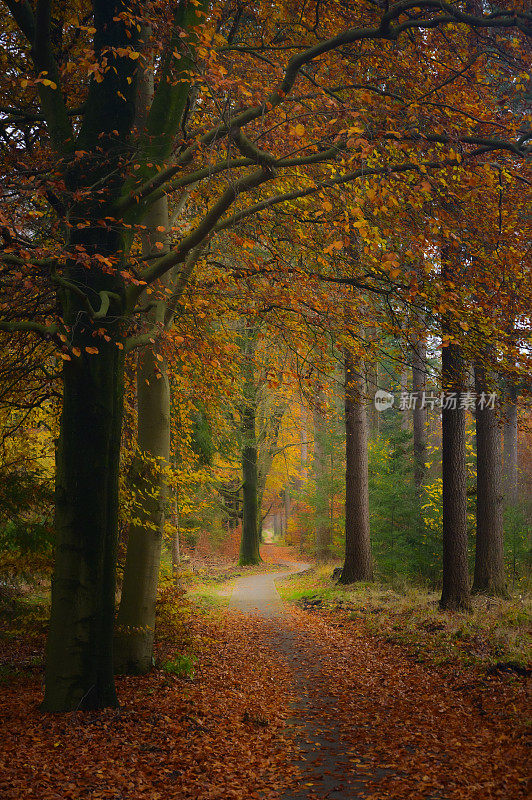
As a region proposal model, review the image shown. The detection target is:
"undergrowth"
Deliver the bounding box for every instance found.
[278,565,532,671]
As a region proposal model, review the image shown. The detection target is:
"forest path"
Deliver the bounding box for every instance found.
[229,551,384,799]
[228,547,529,800]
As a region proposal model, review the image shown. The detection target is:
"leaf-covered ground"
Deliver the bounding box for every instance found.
[0,558,530,800]
[273,607,530,799]
[0,590,297,800]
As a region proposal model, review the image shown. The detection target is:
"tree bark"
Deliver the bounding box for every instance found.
[240,400,260,564]
[44,327,124,710]
[339,350,372,584]
[412,339,427,493]
[472,364,506,595]
[313,390,332,561]
[440,337,471,611]
[115,185,171,673]
[239,326,261,565]
[114,338,171,673]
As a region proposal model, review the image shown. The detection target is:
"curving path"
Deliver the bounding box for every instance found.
[229,562,309,617]
[229,553,382,799]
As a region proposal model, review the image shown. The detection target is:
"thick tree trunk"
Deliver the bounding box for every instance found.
[114,342,171,673]
[240,400,260,564]
[503,381,518,505]
[44,340,124,711]
[340,350,372,584]
[472,364,506,595]
[440,340,471,611]
[412,339,427,493]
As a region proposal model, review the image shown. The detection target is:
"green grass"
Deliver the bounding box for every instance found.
[182,560,288,612]
[162,653,197,679]
[278,565,532,671]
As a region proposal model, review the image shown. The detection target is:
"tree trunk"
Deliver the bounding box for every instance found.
[472,364,506,595]
[503,381,518,505]
[440,339,471,611]
[114,189,171,673]
[114,340,171,673]
[340,350,372,584]
[240,400,260,564]
[412,339,427,493]
[313,392,332,561]
[43,340,124,711]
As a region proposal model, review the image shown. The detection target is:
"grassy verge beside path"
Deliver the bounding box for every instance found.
[278,565,531,673]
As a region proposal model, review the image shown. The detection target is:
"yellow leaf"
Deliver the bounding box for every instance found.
[294,124,305,136]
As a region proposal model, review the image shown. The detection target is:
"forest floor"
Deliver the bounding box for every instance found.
[0,546,530,800]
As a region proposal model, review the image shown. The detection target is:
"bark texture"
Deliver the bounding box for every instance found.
[115,190,171,674]
[240,400,260,564]
[114,340,171,673]
[239,327,261,565]
[472,364,506,595]
[313,390,332,561]
[440,340,471,611]
[339,350,372,584]
[44,320,124,710]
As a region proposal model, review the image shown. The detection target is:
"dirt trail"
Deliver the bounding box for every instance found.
[229,549,530,800]
[230,552,386,799]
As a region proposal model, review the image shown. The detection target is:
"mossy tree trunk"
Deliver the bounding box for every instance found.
[115,189,172,673]
[239,324,261,565]
[114,327,171,672]
[240,400,261,565]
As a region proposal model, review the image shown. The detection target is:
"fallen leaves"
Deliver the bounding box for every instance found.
[0,604,296,800]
